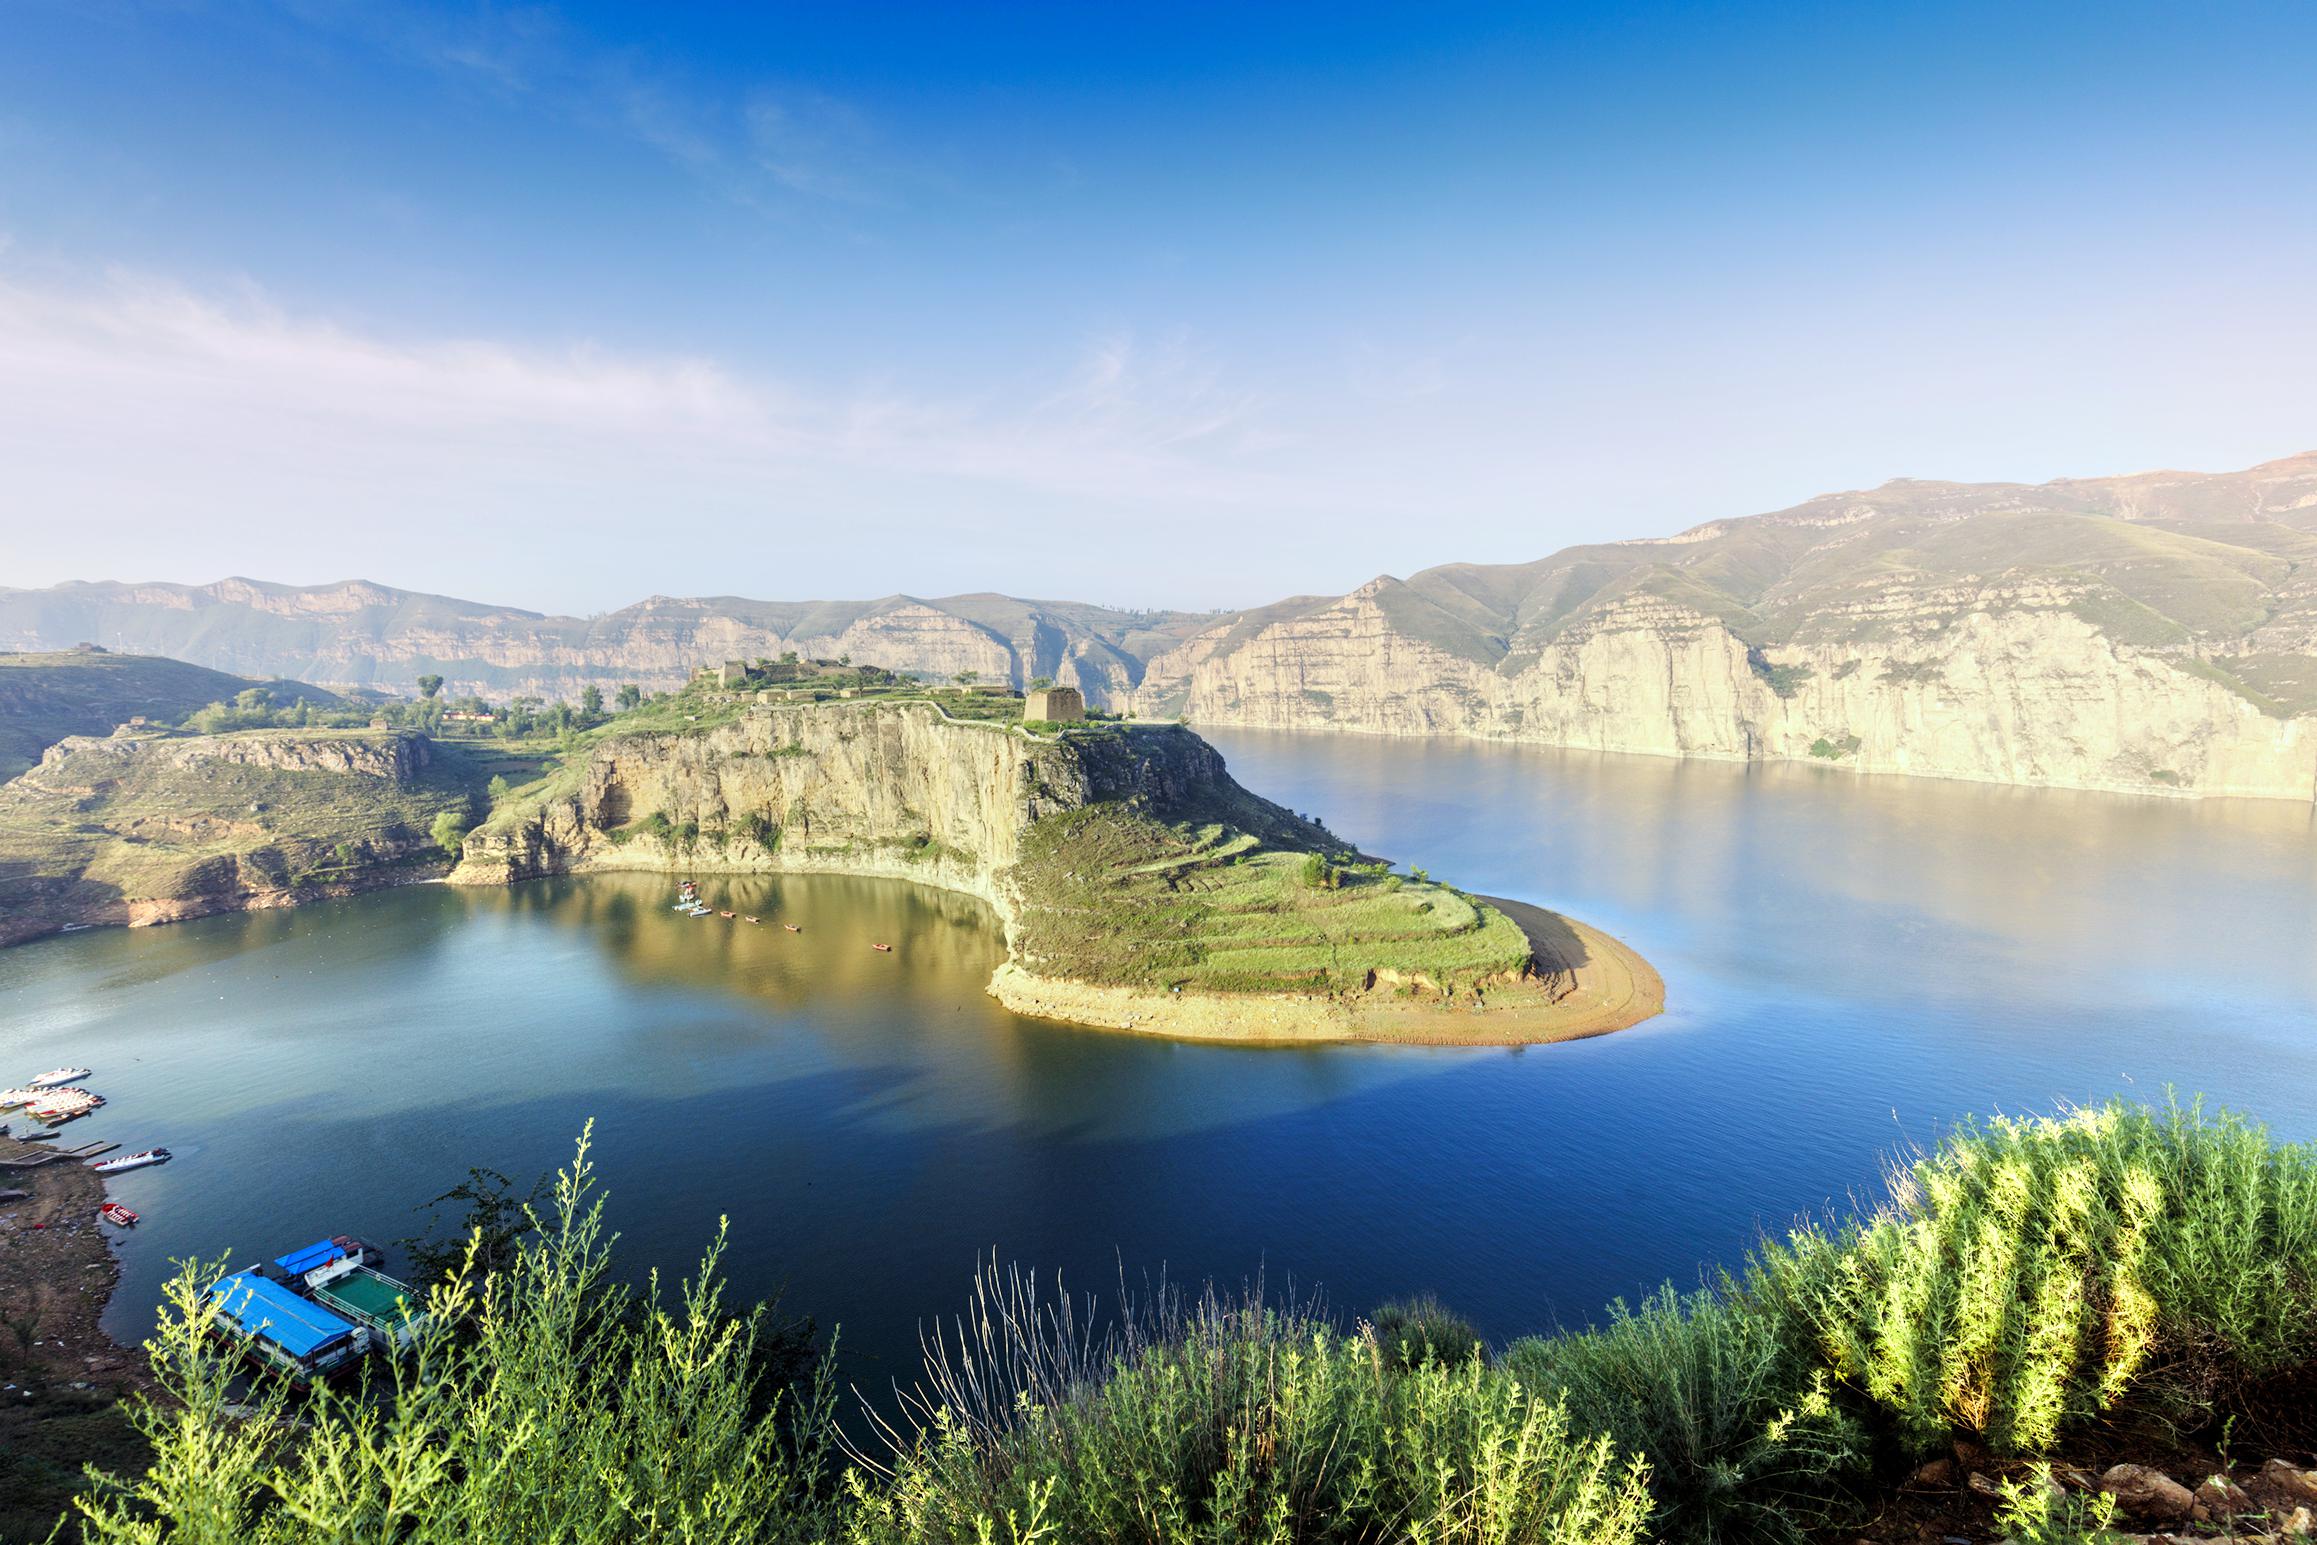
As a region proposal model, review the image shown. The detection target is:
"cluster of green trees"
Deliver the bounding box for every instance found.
[180,676,659,744]
[65,1100,2317,1544]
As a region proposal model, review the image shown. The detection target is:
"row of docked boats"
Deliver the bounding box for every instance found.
[0,1068,103,1122]
[2,1063,173,1226]
[211,1235,431,1381]
[670,880,893,950]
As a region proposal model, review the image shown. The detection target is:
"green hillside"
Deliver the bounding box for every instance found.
[0,648,348,781]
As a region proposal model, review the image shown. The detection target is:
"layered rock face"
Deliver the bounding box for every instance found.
[10,452,2316,800]
[0,582,1202,707]
[1131,582,2317,800]
[0,729,462,944]
[453,703,1238,913]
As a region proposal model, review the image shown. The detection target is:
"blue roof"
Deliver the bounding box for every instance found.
[214,1273,357,1360]
[274,1239,346,1277]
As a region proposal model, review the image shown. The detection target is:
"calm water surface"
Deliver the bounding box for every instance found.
[5,731,2314,1390]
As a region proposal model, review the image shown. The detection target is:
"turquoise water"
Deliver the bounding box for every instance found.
[4,730,2313,1395]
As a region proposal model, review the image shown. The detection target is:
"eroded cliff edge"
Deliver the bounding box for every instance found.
[452,701,1663,1044]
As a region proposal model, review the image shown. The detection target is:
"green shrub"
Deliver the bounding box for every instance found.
[1764,1100,2317,1453]
[1371,1293,1488,1371]
[74,1131,840,1544]
[855,1269,1651,1545]
[1506,1283,1869,1545]
[1993,1465,2131,1545]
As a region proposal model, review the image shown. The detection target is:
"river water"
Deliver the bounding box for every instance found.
[4,730,2313,1393]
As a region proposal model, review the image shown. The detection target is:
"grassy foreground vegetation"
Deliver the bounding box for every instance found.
[60,1098,2317,1544]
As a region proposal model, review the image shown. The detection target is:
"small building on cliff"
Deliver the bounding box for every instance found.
[1025,685,1085,722]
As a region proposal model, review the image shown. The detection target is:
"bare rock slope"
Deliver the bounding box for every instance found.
[9,453,2315,799]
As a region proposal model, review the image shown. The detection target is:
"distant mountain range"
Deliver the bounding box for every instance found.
[6,452,2315,799]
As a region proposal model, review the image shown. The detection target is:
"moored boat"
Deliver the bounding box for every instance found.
[25,1088,103,1120]
[98,1201,139,1227]
[784,923,801,932]
[29,1068,91,1089]
[88,1147,171,1174]
[743,915,760,924]
[872,943,893,953]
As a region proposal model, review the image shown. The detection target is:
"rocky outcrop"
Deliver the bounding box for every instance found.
[0,729,464,944]
[15,453,2313,801]
[0,582,1204,707]
[1131,582,2317,800]
[453,702,1234,913]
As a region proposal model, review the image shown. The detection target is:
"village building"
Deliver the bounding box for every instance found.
[1025,684,1085,722]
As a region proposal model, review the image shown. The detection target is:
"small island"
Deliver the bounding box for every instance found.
[0,654,1661,1045]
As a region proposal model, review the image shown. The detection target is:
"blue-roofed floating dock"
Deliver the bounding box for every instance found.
[211,1272,365,1380]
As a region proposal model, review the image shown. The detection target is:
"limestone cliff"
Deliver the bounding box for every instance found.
[13,452,2315,801]
[1131,580,2317,801]
[0,729,473,943]
[452,701,1661,1044]
[452,702,1236,911]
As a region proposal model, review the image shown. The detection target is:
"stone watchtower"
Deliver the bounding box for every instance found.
[1024,685,1085,723]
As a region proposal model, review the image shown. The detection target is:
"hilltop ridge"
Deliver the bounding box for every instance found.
[8,451,2316,799]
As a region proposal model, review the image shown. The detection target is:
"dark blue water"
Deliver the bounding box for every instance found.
[5,731,2313,1394]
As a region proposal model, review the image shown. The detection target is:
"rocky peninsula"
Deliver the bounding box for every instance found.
[455,698,1662,1044]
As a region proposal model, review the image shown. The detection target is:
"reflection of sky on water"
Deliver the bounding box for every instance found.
[4,737,2314,1383]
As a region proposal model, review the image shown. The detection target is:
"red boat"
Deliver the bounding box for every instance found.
[98,1202,138,1228]
[719,910,735,918]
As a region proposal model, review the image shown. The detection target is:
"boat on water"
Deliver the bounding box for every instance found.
[88,1148,171,1174]
[743,915,760,924]
[784,923,801,932]
[719,910,735,918]
[28,1068,91,1089]
[0,1089,42,1111]
[98,1202,138,1227]
[872,943,893,953]
[210,1236,418,1382]
[24,1088,103,1120]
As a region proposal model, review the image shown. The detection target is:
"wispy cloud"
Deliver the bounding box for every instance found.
[280,1,899,215]
[0,266,1323,525]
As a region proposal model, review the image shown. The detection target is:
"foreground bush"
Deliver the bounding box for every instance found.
[850,1267,1650,1544]
[1765,1100,2317,1453]
[75,1130,842,1545]
[66,1099,2317,1543]
[1505,1283,1868,1545]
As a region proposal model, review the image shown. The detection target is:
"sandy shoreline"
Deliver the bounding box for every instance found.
[989,894,1663,1046]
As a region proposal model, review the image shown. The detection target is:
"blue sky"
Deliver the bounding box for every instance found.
[2,1,2313,614]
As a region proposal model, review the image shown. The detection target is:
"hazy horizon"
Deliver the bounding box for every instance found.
[4,1,2314,615]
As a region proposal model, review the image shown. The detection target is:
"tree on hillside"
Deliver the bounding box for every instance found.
[580,684,604,717]
[234,686,273,713]
[954,670,980,687]
[416,674,444,699]
[431,809,470,857]
[616,682,643,710]
[1029,675,1055,691]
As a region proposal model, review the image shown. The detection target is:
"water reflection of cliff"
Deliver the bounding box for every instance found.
[492,871,1008,1012]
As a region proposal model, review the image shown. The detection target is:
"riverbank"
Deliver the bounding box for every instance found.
[0,1131,148,1542]
[989,895,1662,1045]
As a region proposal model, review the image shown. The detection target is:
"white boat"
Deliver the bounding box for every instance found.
[28,1068,91,1089]
[0,1089,42,1111]
[27,1088,104,1120]
[88,1148,171,1174]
